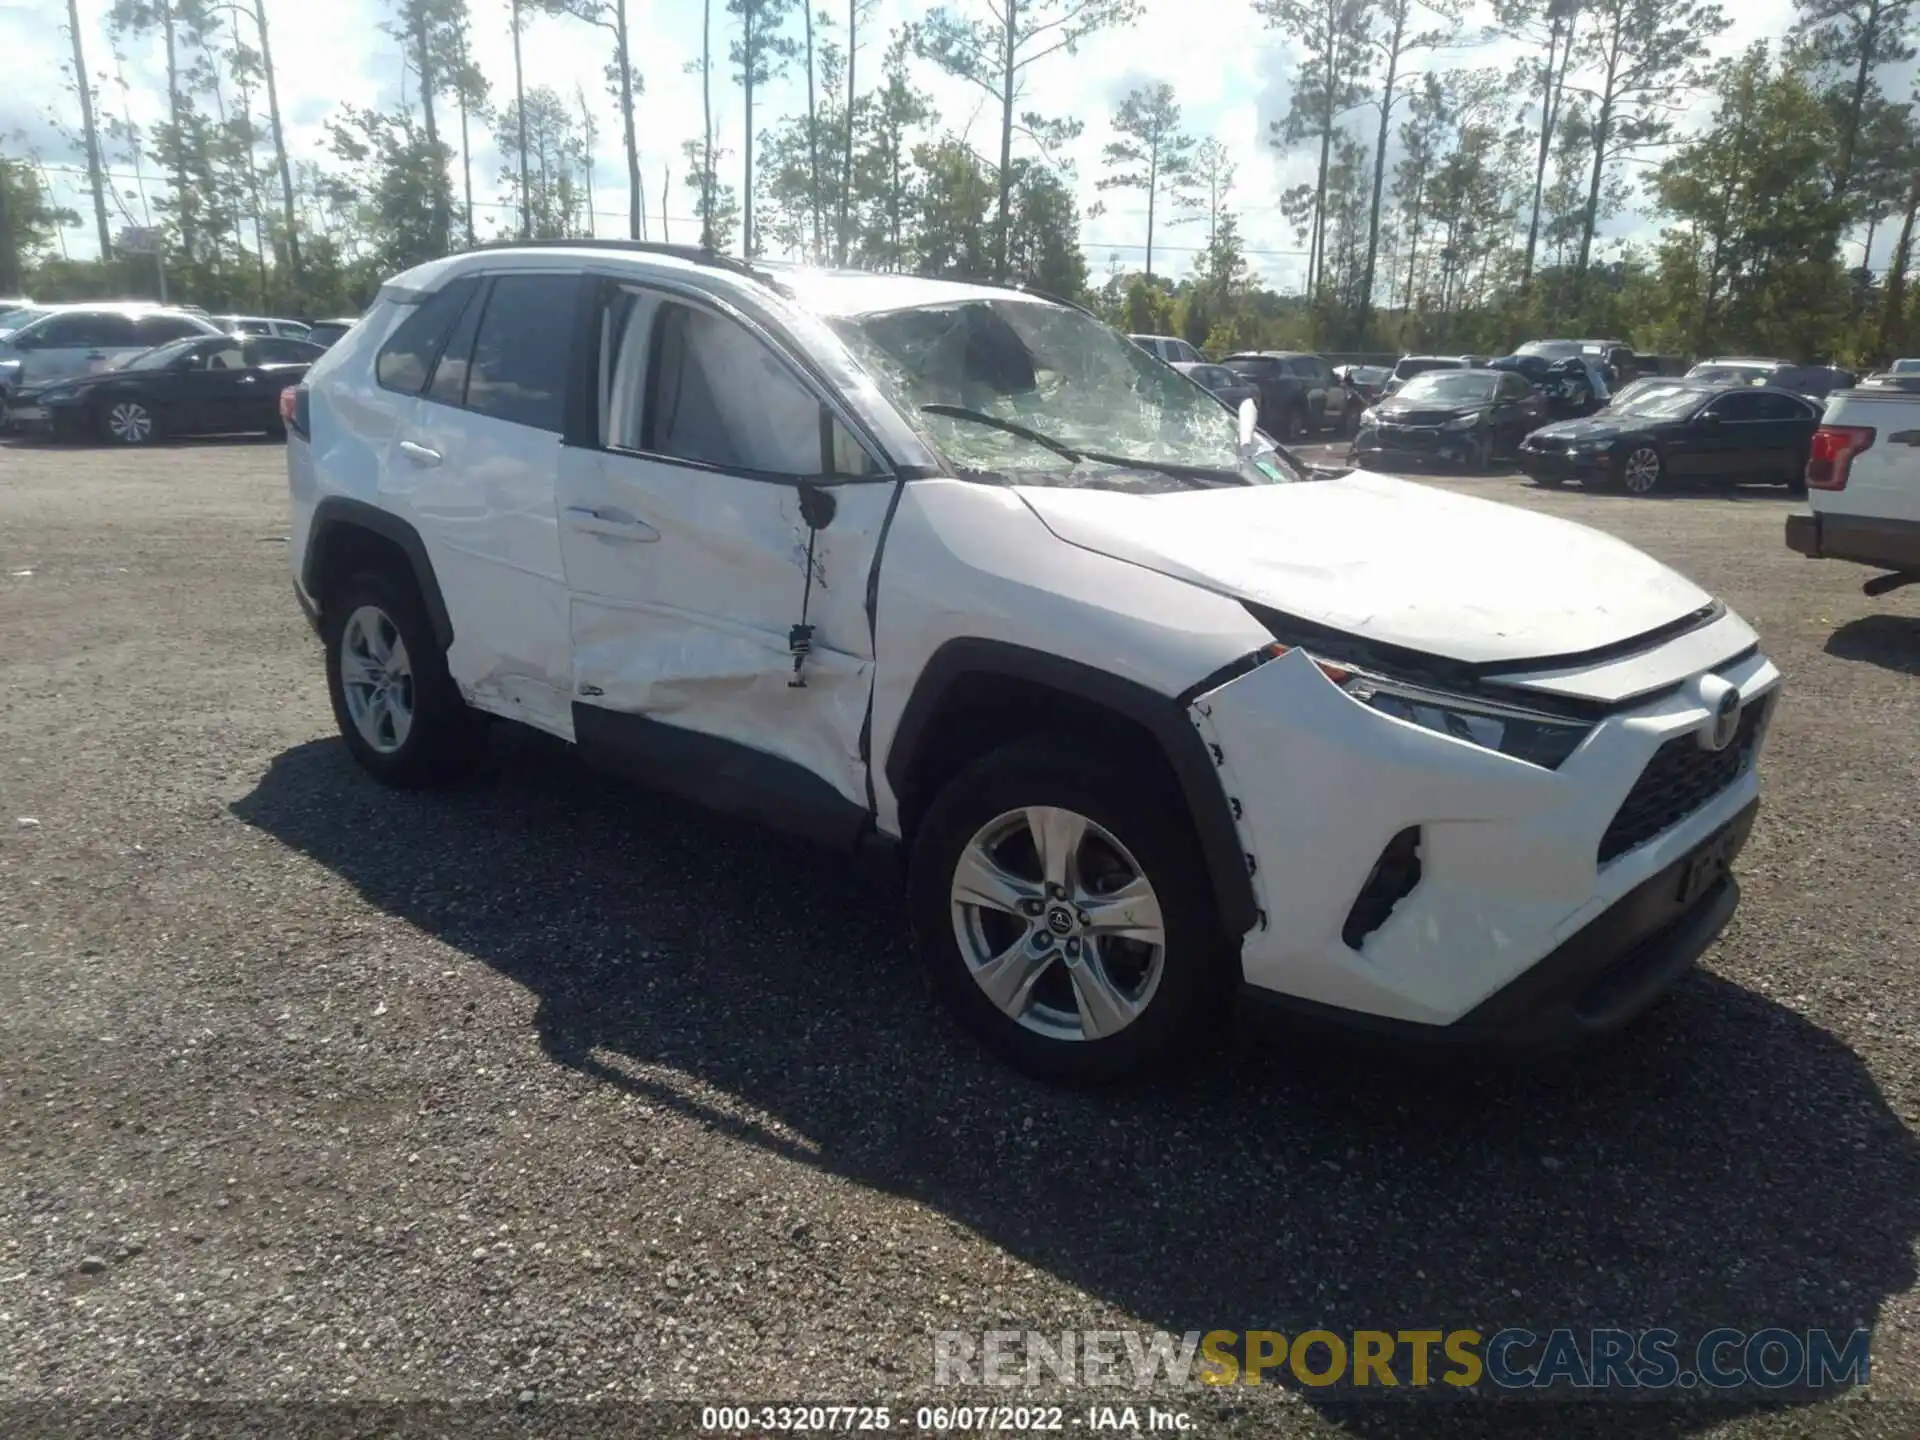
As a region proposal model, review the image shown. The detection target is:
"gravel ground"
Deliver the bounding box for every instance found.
[2,437,1918,1439]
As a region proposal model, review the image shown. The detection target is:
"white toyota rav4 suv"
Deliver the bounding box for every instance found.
[285,241,1779,1080]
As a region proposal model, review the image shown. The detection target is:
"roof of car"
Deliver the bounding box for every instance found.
[392,245,1066,322]
[35,301,200,316]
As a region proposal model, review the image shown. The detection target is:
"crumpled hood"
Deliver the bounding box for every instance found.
[1015,469,1712,666]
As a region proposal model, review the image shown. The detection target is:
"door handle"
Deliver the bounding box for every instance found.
[238,374,259,384]
[565,505,659,542]
[397,440,442,468]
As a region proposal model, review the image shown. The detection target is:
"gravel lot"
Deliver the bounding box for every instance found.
[2,437,1918,1438]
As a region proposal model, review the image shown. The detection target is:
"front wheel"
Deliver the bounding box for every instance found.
[99,399,159,445]
[1619,445,1664,496]
[909,741,1231,1082]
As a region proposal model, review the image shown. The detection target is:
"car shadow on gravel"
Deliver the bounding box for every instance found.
[1825,613,1920,675]
[234,734,1920,1436]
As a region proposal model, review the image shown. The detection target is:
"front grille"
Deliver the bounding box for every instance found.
[1598,701,1766,864]
[1526,435,1568,453]
[1342,827,1423,948]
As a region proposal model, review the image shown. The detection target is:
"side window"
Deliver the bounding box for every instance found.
[426,280,488,407]
[1174,341,1200,364]
[138,314,207,345]
[462,274,577,432]
[1710,391,1766,421]
[248,338,319,365]
[376,277,481,395]
[612,297,875,478]
[1755,392,1810,421]
[1497,373,1527,401]
[643,301,825,474]
[206,343,248,371]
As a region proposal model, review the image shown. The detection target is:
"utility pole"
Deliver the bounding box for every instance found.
[66,0,114,259]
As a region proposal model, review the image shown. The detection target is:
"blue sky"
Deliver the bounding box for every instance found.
[7,0,1845,291]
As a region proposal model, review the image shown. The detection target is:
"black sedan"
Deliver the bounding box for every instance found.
[1351,368,1547,470]
[8,334,323,444]
[1516,380,1819,496]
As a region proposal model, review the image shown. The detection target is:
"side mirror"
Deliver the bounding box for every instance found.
[1697,411,1721,429]
[1237,397,1258,451]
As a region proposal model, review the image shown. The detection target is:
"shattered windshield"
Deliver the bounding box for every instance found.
[830,298,1299,488]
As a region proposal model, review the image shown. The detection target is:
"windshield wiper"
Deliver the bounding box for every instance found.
[919,404,1085,464]
[920,402,1281,488]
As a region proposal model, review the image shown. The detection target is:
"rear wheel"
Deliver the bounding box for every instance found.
[909,740,1231,1082]
[322,568,480,787]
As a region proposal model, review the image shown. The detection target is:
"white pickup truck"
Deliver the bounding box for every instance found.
[1786,382,1920,596]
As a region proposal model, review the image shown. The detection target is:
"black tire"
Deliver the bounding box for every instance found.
[1465,431,1493,473]
[1529,470,1567,487]
[95,398,161,446]
[1283,403,1309,441]
[908,739,1233,1082]
[321,567,481,787]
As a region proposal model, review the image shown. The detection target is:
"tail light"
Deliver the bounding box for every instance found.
[280,383,310,440]
[1806,424,1873,490]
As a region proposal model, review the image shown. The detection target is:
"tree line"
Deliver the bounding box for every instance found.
[3,0,1918,365]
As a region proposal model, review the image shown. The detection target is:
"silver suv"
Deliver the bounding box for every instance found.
[0,305,222,403]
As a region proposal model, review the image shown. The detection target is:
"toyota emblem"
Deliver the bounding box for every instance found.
[1700,687,1741,752]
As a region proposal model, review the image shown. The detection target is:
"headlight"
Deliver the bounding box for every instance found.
[37,388,74,403]
[1341,670,1591,768]
[1356,410,1377,430]
[1238,643,1594,769]
[1442,412,1482,431]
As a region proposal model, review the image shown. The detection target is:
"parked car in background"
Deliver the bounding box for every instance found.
[1380,354,1476,398]
[0,298,35,323]
[1333,363,1391,405]
[1172,360,1260,413]
[1219,350,1354,438]
[1515,337,1635,381]
[304,317,361,349]
[1684,357,1857,398]
[0,304,223,415]
[1353,367,1547,470]
[8,333,322,444]
[1786,384,1920,595]
[1885,358,1920,376]
[213,314,314,340]
[286,241,1779,1079]
[1129,333,1203,365]
[1518,379,1818,496]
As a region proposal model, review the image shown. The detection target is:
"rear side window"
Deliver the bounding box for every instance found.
[377,277,481,394]
[34,312,140,348]
[426,285,487,406]
[138,314,208,344]
[248,338,322,365]
[462,275,577,432]
[1709,390,1767,420]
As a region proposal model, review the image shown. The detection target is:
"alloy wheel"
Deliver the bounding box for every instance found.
[1622,446,1661,494]
[338,604,415,754]
[107,401,153,444]
[949,805,1167,1043]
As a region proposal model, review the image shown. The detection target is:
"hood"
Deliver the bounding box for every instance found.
[1014,469,1712,666]
[1531,415,1637,442]
[1373,396,1484,424]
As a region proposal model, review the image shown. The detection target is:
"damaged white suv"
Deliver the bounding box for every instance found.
[285,242,1778,1080]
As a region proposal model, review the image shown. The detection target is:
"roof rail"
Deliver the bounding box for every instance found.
[463,238,773,283]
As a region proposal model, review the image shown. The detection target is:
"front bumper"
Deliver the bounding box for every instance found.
[1242,800,1754,1048]
[1518,445,1612,482]
[1190,643,1778,1033]
[1354,427,1478,467]
[1786,509,1920,571]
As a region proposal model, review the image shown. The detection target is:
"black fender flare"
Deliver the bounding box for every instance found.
[302,496,454,650]
[884,638,1259,938]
